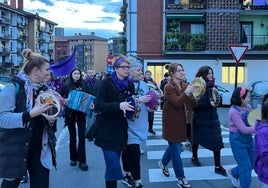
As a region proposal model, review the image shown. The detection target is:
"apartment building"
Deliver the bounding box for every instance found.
[0,0,57,75]
[125,0,268,90]
[55,32,108,73]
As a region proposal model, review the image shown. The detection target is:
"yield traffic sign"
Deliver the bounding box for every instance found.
[229,45,248,63]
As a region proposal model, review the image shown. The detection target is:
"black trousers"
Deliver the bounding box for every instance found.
[192,144,221,167]
[122,144,141,181]
[148,111,154,131]
[65,110,87,163]
[27,149,50,188]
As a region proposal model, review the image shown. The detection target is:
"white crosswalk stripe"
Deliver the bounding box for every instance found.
[146,109,257,184]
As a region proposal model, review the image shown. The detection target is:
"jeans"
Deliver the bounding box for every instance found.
[229,132,254,188]
[102,149,123,181]
[161,141,185,179]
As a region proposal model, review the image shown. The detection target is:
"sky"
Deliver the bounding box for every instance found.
[23,0,124,39]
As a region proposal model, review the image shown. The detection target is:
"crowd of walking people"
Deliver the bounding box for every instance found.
[0,49,267,188]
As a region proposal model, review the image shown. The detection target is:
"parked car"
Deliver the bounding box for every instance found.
[0,81,8,93]
[0,75,11,82]
[248,81,268,109]
[215,85,232,106]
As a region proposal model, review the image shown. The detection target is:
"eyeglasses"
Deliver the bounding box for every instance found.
[117,66,131,70]
[176,69,185,73]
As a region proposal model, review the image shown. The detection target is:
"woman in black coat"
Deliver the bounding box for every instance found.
[59,68,90,171]
[94,55,135,188]
[191,66,227,176]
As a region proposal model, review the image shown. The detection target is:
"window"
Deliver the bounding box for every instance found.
[1,26,5,34]
[191,24,204,34]
[222,63,246,84]
[243,0,267,6]
[147,64,167,84]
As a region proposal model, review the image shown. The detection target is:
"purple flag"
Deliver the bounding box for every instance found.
[50,47,76,77]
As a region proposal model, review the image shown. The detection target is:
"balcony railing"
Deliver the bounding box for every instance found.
[17,22,27,28]
[0,16,11,25]
[48,28,54,33]
[251,35,268,50]
[0,48,10,56]
[38,37,46,43]
[241,4,268,10]
[164,33,268,52]
[0,33,11,40]
[167,0,205,9]
[18,35,27,41]
[48,49,53,54]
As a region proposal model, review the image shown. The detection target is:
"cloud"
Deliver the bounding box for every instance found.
[24,0,123,37]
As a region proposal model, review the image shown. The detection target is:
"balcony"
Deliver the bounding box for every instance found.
[0,33,11,40]
[251,35,268,50]
[166,0,205,9]
[41,49,47,54]
[0,16,11,25]
[2,62,12,67]
[0,48,10,56]
[48,49,53,55]
[164,33,206,52]
[164,33,268,52]
[17,22,26,28]
[241,4,268,10]
[17,48,22,54]
[38,37,46,43]
[48,28,54,34]
[18,34,27,41]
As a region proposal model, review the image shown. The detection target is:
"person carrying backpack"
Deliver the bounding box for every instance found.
[0,48,57,188]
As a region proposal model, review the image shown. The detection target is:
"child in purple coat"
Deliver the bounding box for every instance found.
[254,93,268,188]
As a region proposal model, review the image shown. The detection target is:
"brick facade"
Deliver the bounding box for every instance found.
[137,0,163,59]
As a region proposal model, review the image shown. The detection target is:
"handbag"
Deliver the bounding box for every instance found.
[85,111,100,142]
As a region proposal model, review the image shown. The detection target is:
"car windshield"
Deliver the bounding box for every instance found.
[0,76,11,82]
[251,82,268,96]
[0,82,7,91]
[215,85,229,92]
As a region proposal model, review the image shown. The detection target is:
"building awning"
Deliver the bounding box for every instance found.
[167,14,204,20]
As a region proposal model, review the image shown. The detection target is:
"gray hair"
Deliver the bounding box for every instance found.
[130,60,143,71]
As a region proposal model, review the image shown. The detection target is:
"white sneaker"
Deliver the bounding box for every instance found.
[177,178,191,188]
[227,169,240,188]
[158,160,170,177]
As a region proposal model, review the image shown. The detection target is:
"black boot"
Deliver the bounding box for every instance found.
[105,180,117,188]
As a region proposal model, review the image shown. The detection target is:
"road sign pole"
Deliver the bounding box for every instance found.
[235,63,238,89]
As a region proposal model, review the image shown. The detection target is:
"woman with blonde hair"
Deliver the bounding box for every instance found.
[0,48,57,188]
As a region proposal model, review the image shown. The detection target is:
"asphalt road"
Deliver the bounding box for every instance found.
[9,107,262,188]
